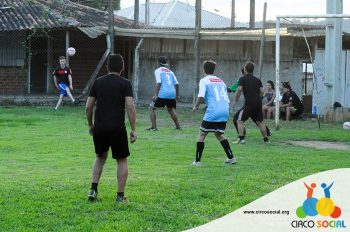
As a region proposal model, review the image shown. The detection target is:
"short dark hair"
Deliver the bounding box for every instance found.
[203,60,216,74]
[107,54,124,72]
[244,61,255,74]
[158,56,167,66]
[59,56,65,60]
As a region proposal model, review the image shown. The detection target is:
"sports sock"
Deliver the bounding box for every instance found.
[117,192,125,198]
[220,139,234,159]
[91,183,98,192]
[195,142,204,162]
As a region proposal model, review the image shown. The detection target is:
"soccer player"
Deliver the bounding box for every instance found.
[192,60,236,166]
[85,54,137,203]
[232,61,269,144]
[147,56,181,131]
[53,56,76,110]
[278,82,304,121]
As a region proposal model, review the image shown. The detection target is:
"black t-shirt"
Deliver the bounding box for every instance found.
[89,74,133,129]
[281,91,303,110]
[238,74,263,105]
[53,66,71,85]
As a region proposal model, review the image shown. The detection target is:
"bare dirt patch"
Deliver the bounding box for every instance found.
[282,141,350,150]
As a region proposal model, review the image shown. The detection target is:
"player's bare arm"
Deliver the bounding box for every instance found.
[53,76,58,89]
[232,86,243,107]
[68,73,73,90]
[175,84,180,101]
[153,83,161,100]
[126,96,137,143]
[193,97,204,112]
[85,96,96,136]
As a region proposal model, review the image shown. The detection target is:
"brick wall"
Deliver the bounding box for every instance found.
[0,67,27,94]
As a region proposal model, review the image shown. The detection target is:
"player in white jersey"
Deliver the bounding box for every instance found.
[147,56,181,131]
[192,60,237,166]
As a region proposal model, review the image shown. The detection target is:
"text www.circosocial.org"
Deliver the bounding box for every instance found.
[243,210,290,215]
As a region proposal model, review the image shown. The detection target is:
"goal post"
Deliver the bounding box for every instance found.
[275,14,350,129]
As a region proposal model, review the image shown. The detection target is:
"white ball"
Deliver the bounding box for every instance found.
[66,47,76,56]
[343,121,350,130]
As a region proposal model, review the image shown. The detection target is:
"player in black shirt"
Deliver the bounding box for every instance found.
[85,54,137,203]
[279,82,304,120]
[53,56,76,110]
[232,61,269,144]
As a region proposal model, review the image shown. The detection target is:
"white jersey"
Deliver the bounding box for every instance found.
[154,67,179,99]
[198,75,230,122]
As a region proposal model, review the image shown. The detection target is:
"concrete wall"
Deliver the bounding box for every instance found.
[0,67,27,95]
[138,38,304,104]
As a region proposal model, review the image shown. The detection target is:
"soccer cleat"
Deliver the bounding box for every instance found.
[192,161,201,167]
[267,130,272,137]
[146,127,158,131]
[88,189,97,201]
[175,127,182,130]
[225,158,237,164]
[116,195,128,203]
[233,139,245,144]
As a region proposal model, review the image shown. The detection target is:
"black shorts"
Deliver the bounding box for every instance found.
[200,120,227,133]
[150,98,176,109]
[237,103,263,122]
[92,127,130,159]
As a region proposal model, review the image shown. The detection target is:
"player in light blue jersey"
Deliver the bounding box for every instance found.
[192,60,236,166]
[147,56,181,131]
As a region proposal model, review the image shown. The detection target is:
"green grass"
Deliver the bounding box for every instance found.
[0,106,349,231]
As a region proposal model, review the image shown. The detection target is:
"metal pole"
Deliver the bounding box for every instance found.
[65,31,70,66]
[145,0,150,25]
[249,0,255,29]
[28,37,31,94]
[258,2,267,78]
[275,17,280,130]
[194,0,201,104]
[231,0,235,28]
[134,0,139,28]
[133,39,144,104]
[109,0,114,54]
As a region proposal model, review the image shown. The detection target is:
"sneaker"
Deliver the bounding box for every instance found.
[192,161,201,167]
[88,189,97,201]
[146,127,158,131]
[116,195,128,203]
[225,158,237,164]
[73,99,80,105]
[175,127,182,130]
[233,139,245,144]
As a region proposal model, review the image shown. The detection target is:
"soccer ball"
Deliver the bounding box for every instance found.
[343,122,350,130]
[66,47,76,56]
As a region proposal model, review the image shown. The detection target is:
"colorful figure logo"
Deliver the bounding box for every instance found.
[296,182,342,219]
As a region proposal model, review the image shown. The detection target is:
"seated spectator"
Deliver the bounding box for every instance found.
[262,80,276,119]
[278,82,304,121]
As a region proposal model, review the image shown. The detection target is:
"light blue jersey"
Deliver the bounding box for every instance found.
[198,75,230,122]
[155,67,179,99]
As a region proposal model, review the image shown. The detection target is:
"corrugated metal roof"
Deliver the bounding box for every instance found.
[116,0,245,28]
[0,0,134,32]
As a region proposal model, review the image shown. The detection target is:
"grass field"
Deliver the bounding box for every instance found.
[0,106,349,231]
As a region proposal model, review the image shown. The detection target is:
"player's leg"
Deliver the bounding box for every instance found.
[215,131,236,163]
[236,107,248,144]
[54,94,64,110]
[252,106,269,142]
[65,87,75,103]
[167,107,181,129]
[110,127,130,203]
[88,151,108,201]
[147,98,163,130]
[267,106,273,119]
[116,157,128,203]
[193,128,208,166]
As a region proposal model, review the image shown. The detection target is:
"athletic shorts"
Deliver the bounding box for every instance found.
[237,103,263,122]
[92,127,130,159]
[58,83,68,96]
[200,120,227,134]
[150,98,176,109]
